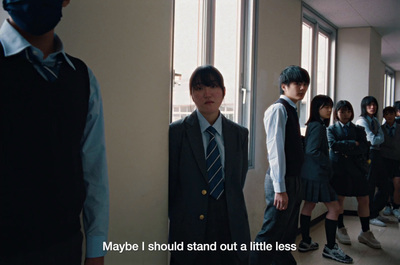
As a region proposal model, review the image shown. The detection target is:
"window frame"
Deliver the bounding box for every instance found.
[300,3,337,130]
[384,66,395,107]
[171,0,257,167]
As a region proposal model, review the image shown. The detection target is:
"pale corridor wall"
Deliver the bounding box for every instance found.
[57,1,172,264]
[336,27,384,211]
[244,0,310,239]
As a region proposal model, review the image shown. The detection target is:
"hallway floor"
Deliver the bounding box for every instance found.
[293,214,400,265]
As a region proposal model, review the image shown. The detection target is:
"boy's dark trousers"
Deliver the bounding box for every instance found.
[250,176,302,265]
[368,150,389,219]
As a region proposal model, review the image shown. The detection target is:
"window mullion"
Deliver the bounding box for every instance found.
[238,0,246,124]
[312,23,319,97]
[204,0,215,65]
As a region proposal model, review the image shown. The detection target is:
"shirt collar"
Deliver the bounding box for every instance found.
[196,109,223,136]
[280,95,297,110]
[339,121,351,127]
[366,115,375,123]
[385,122,396,129]
[0,19,75,70]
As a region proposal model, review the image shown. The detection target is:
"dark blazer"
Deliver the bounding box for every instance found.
[169,111,250,264]
[327,122,370,177]
[300,121,331,181]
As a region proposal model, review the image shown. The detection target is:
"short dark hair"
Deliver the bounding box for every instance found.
[360,96,379,117]
[394,101,400,112]
[333,100,354,122]
[306,95,333,127]
[383,106,396,116]
[279,65,310,94]
[189,65,225,96]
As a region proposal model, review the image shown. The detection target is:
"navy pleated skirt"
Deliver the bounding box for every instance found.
[301,178,338,203]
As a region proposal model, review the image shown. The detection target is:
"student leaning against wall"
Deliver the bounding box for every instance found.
[0,1,109,264]
[169,65,250,265]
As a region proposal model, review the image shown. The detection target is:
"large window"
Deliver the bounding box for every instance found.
[172,0,256,164]
[300,4,337,130]
[172,0,256,127]
[384,67,395,107]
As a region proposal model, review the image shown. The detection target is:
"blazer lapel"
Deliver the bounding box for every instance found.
[334,123,346,139]
[348,123,357,139]
[185,112,208,181]
[222,116,234,182]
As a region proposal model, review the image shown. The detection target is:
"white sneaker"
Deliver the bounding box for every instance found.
[393,209,400,220]
[322,244,353,264]
[358,230,381,249]
[383,206,393,216]
[377,215,390,223]
[298,240,319,252]
[369,217,386,227]
[336,227,351,245]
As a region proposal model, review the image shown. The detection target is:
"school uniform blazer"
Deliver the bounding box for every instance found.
[300,121,331,181]
[327,122,370,177]
[168,111,250,264]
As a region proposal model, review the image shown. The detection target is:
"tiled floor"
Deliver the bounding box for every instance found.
[293,214,400,265]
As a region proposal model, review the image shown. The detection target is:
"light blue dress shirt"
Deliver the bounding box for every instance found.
[339,121,351,128]
[0,20,109,258]
[196,109,225,178]
[356,115,384,150]
[263,95,298,193]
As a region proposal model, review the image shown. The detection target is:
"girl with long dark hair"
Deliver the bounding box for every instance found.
[299,95,352,263]
[355,96,389,228]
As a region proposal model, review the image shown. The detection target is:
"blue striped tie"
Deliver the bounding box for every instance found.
[343,125,349,136]
[206,126,224,200]
[24,48,61,82]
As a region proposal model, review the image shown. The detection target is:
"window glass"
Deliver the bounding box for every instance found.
[172,0,256,164]
[214,0,240,122]
[300,22,313,128]
[384,69,395,107]
[300,5,337,131]
[317,32,329,95]
[172,0,254,125]
[172,0,202,122]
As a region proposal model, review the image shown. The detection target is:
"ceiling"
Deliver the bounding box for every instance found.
[303,0,400,72]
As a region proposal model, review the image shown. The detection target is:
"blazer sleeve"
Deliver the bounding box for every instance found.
[304,122,329,167]
[352,125,370,155]
[356,117,384,146]
[304,123,321,155]
[168,121,183,217]
[342,125,369,156]
[327,125,358,154]
[241,127,249,188]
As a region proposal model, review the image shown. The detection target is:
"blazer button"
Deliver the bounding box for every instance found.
[199,215,205,220]
[202,190,207,195]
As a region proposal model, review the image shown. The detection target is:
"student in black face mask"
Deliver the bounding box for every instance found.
[0,1,109,265]
[3,0,64,36]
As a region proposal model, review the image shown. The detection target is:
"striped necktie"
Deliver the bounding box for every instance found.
[343,125,349,136]
[371,118,376,131]
[24,48,62,82]
[206,126,224,200]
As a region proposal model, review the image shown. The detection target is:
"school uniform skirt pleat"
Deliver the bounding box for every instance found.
[301,178,337,203]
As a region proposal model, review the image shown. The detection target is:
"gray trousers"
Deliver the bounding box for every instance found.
[250,175,302,265]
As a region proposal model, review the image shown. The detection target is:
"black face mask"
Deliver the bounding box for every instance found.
[3,0,64,36]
